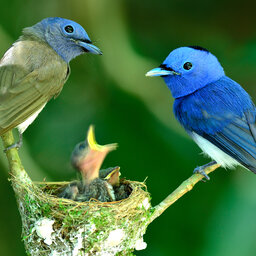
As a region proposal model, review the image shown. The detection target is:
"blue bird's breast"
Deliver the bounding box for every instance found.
[173,76,254,136]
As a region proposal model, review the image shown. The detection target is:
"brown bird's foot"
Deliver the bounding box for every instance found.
[4,133,23,152]
[193,161,217,180]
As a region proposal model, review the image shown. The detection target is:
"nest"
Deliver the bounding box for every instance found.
[11,174,151,256]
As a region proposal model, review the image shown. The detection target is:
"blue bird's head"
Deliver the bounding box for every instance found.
[27,17,102,63]
[146,46,225,98]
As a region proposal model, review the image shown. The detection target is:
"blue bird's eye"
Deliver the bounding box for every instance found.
[183,62,193,70]
[64,25,74,33]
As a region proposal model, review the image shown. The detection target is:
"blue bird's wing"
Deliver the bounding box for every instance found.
[201,112,256,173]
[174,76,256,173]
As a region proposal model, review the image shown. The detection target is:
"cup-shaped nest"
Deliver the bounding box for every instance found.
[11,175,151,256]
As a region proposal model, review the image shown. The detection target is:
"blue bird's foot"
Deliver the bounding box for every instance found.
[193,161,217,180]
[4,133,23,152]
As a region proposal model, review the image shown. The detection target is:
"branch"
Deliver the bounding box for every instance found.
[1,130,32,185]
[148,163,220,223]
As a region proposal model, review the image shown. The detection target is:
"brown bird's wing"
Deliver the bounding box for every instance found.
[0,62,68,135]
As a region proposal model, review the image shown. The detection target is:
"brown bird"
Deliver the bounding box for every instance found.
[0,18,102,150]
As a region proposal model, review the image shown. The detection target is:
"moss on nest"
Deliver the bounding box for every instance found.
[11,175,151,256]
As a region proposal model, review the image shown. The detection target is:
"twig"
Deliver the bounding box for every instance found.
[148,163,220,223]
[1,130,32,185]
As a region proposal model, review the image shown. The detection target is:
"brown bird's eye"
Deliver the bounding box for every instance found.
[183,62,193,70]
[64,25,74,33]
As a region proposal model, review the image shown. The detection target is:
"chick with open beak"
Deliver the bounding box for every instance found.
[71,125,118,202]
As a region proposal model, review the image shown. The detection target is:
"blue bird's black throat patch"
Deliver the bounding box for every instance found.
[188,46,209,52]
[159,64,175,72]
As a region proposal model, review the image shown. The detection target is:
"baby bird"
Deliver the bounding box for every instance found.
[58,182,80,200]
[99,166,121,186]
[100,166,131,201]
[76,178,116,202]
[71,125,118,202]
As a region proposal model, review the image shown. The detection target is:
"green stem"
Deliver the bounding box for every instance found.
[1,130,32,185]
[148,164,220,223]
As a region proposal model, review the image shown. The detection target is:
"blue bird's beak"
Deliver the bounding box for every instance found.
[145,67,180,77]
[77,40,102,55]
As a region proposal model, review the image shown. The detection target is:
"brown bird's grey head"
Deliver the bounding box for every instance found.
[29,17,102,63]
[71,125,118,185]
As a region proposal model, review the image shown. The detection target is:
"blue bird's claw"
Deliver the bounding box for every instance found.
[193,161,217,181]
[193,166,210,180]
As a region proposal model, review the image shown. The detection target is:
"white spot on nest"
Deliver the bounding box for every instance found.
[89,223,96,233]
[105,229,125,247]
[49,251,59,256]
[141,198,150,210]
[135,238,147,250]
[34,218,54,245]
[71,228,84,256]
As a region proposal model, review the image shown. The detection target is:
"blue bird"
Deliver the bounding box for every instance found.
[146,46,256,179]
[0,17,102,150]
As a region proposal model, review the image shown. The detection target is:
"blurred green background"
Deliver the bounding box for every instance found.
[1,0,256,255]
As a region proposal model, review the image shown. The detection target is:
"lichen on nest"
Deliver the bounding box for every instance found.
[11,174,152,256]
